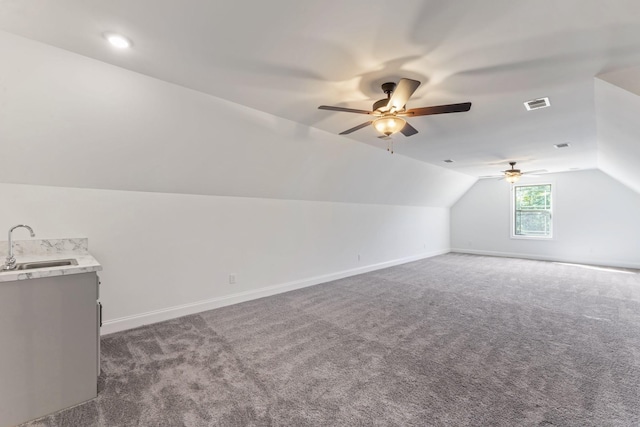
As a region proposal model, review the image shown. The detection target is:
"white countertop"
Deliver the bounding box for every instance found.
[0,238,102,282]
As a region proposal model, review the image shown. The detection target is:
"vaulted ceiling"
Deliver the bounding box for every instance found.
[1,0,639,192]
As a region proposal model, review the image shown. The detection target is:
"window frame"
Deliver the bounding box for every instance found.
[510,182,554,240]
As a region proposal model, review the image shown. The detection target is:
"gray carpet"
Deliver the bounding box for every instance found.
[23,253,640,426]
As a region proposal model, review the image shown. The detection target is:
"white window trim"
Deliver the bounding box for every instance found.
[510,182,555,240]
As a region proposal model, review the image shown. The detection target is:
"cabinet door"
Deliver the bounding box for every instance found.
[0,272,98,427]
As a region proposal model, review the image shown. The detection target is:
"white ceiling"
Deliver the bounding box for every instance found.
[1,0,640,178]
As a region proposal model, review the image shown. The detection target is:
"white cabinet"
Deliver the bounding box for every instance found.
[0,272,100,427]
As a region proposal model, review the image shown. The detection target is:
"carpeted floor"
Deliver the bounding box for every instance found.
[23,253,640,426]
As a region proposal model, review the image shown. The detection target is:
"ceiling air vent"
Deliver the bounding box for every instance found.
[554,143,571,148]
[524,97,550,111]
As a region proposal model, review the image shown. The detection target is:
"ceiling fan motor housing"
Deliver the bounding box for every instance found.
[373,98,389,112]
[373,82,398,112]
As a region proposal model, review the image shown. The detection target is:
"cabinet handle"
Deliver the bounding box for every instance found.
[98,302,103,327]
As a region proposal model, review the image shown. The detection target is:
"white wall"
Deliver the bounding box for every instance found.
[0,31,475,333]
[595,77,640,195]
[451,169,640,268]
[1,183,451,334]
[0,30,475,207]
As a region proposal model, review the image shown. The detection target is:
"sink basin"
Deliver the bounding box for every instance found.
[15,259,78,270]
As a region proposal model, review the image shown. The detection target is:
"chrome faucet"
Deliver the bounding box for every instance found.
[2,224,36,271]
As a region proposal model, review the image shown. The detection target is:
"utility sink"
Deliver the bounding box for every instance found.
[15,259,78,270]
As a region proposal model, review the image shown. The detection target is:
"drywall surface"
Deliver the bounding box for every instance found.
[0,30,467,334]
[0,183,450,333]
[0,30,475,207]
[595,77,640,195]
[451,169,640,268]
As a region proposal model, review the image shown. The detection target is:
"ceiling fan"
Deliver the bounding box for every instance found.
[318,78,472,137]
[500,162,546,183]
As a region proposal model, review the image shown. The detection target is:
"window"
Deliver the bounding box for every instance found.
[512,184,552,238]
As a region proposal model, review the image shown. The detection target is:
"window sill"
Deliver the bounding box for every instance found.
[510,235,554,241]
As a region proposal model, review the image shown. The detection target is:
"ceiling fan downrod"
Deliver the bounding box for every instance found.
[373,82,397,112]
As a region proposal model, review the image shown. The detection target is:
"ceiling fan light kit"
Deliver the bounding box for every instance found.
[504,162,522,183]
[318,78,471,138]
[373,116,406,136]
[505,171,522,184]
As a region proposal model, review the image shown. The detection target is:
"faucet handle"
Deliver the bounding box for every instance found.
[2,255,17,271]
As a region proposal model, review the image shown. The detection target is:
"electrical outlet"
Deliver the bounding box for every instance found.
[229,274,236,285]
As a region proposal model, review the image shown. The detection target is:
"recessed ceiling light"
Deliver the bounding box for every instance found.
[524,97,550,111]
[103,32,132,49]
[554,143,571,148]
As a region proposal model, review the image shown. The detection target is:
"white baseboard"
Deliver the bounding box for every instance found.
[101,249,448,335]
[450,248,640,270]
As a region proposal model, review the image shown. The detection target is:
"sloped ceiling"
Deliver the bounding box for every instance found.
[0,0,639,193]
[595,70,640,194]
[0,31,476,207]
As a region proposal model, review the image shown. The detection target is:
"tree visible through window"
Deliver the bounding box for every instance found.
[513,184,552,237]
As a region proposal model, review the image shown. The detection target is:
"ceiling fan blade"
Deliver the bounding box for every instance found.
[339,121,372,135]
[404,102,472,116]
[387,78,421,111]
[522,169,547,175]
[400,121,419,137]
[318,105,372,115]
